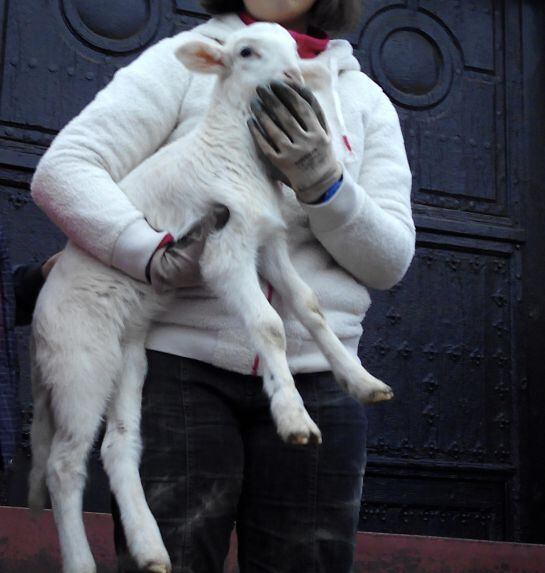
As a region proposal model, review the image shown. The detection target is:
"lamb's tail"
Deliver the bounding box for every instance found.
[28,334,53,515]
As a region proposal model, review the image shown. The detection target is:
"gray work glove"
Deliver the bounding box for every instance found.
[248,80,343,204]
[147,205,229,294]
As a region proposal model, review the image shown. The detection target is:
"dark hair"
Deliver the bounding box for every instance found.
[199,0,361,34]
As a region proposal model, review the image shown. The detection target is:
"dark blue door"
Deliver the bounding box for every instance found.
[1,0,543,543]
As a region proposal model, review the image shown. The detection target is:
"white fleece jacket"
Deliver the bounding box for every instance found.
[30,15,415,375]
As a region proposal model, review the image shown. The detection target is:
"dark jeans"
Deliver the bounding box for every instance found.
[113,351,368,573]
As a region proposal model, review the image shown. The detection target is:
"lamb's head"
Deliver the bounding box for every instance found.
[175,23,304,103]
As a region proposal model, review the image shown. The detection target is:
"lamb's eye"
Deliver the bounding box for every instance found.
[240,46,253,58]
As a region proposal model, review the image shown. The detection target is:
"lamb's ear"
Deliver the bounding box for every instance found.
[300,60,330,89]
[175,38,227,74]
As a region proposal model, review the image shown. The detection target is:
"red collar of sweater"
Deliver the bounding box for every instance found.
[238,11,329,59]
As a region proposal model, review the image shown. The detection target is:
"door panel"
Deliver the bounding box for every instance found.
[351,0,525,540]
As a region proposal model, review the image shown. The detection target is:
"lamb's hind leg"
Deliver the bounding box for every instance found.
[261,237,393,404]
[45,355,118,573]
[101,337,170,573]
[202,243,321,445]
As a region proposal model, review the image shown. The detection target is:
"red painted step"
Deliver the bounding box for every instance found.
[1,506,545,573]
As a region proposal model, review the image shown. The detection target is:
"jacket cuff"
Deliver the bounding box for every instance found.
[300,169,367,234]
[111,218,169,282]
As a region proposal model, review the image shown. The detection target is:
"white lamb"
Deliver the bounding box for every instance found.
[28,23,393,573]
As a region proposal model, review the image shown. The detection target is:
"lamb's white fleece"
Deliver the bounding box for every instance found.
[31,14,415,375]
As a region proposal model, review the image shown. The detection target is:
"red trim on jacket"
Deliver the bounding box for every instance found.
[239,12,330,59]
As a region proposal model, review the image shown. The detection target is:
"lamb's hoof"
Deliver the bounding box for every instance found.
[287,430,322,446]
[280,412,322,446]
[145,564,171,573]
[365,385,394,403]
[338,370,394,405]
[271,388,322,446]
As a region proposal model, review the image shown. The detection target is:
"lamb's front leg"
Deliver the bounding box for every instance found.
[262,362,322,445]
[202,245,321,445]
[261,237,394,404]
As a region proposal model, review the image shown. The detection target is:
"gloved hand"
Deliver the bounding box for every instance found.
[248,80,343,204]
[147,205,229,294]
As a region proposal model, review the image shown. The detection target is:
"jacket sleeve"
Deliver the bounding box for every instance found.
[30,36,192,281]
[301,90,415,290]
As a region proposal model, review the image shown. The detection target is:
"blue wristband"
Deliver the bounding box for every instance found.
[313,176,343,204]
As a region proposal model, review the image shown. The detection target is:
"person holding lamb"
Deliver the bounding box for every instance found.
[30,1,415,572]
